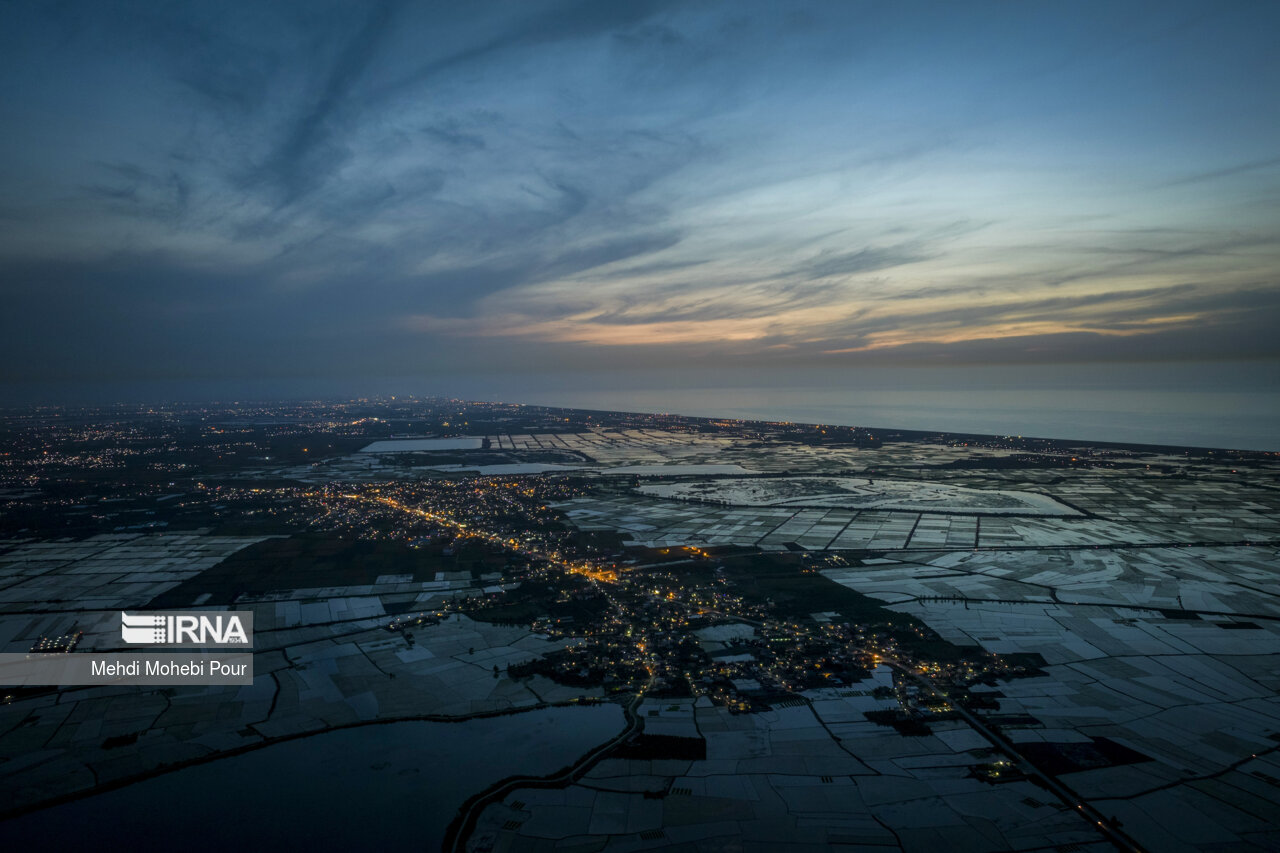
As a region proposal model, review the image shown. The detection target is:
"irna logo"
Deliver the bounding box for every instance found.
[120,611,252,647]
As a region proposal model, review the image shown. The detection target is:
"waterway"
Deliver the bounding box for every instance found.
[2,703,625,851]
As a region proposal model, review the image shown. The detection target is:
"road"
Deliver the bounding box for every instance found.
[886,660,1147,853]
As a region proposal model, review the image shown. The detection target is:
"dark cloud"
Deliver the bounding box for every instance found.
[420,121,487,152]
[370,0,683,101]
[792,244,935,281]
[804,283,1280,358]
[535,231,683,284]
[387,229,685,317]
[80,162,191,222]
[1160,156,1280,188]
[259,0,403,205]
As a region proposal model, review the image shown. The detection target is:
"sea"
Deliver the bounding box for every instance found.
[2,361,1276,451]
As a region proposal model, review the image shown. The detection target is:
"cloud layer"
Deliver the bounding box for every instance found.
[1,0,1278,383]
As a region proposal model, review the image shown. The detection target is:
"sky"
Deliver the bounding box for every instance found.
[1,0,1278,397]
